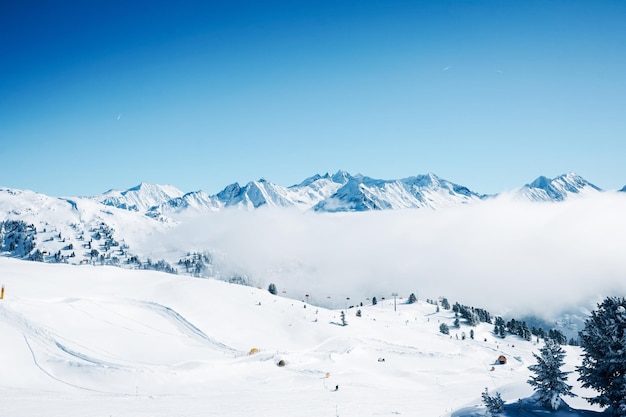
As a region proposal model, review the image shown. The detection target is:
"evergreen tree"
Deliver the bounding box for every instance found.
[372,296,377,305]
[408,293,417,304]
[548,329,567,345]
[340,311,347,326]
[577,297,626,416]
[481,388,504,415]
[527,339,575,410]
[439,323,449,335]
[268,283,277,295]
[441,297,450,310]
[498,326,506,338]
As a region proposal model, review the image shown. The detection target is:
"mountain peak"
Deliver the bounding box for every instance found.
[331,170,352,184]
[518,173,601,202]
[98,182,185,212]
[528,175,552,190]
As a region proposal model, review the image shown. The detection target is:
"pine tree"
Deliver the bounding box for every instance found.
[268,283,277,295]
[340,311,347,326]
[408,293,417,304]
[527,338,575,410]
[481,388,504,415]
[439,323,449,335]
[577,297,626,416]
[548,329,567,345]
[372,296,377,305]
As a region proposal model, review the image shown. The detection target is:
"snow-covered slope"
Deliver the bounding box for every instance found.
[0,186,171,265]
[512,173,602,202]
[0,257,601,417]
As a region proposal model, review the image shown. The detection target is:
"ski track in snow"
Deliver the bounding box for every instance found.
[22,335,131,396]
[131,299,241,354]
[0,304,137,395]
[0,303,132,371]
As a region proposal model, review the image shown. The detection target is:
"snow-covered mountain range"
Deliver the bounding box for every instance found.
[2,171,626,379]
[89,171,608,217]
[0,171,618,273]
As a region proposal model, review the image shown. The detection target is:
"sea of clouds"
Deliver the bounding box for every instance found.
[153,191,626,320]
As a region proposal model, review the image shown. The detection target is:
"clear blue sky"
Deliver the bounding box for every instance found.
[1,0,625,197]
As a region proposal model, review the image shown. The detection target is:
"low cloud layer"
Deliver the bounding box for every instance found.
[159,192,626,320]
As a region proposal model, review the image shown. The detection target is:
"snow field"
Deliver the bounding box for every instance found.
[0,258,602,416]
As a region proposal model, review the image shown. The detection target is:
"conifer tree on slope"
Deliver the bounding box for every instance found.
[527,338,575,410]
[577,296,626,416]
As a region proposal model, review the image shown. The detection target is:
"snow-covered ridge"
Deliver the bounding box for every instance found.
[514,173,602,202]
[96,182,185,212]
[313,172,483,212]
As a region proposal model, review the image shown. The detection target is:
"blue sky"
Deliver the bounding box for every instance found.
[1,0,625,197]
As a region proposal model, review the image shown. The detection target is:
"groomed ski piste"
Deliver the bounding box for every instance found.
[0,257,604,417]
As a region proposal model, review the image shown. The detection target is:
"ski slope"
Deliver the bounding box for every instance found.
[0,258,603,417]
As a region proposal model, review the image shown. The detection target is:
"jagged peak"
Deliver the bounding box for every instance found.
[331,170,353,184]
[528,176,552,189]
[216,182,242,200]
[293,173,333,187]
[123,182,183,196]
[127,182,150,192]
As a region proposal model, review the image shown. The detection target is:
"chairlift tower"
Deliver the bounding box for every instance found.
[392,292,398,312]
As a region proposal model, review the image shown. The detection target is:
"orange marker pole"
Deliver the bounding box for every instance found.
[0,285,4,300]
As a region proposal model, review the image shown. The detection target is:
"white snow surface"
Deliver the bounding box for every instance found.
[0,258,604,417]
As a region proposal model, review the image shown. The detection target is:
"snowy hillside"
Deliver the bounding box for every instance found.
[0,186,173,267]
[0,258,603,417]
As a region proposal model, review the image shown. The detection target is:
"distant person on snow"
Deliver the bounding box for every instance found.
[335,385,339,391]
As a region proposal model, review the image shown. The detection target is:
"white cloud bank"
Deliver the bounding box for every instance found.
[158,192,626,320]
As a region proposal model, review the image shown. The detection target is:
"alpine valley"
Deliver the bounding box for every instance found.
[1,171,626,417]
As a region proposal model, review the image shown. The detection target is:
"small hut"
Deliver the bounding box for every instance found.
[497,355,507,365]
